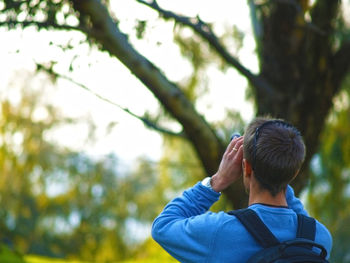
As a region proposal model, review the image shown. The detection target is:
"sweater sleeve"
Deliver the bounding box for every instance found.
[286,185,308,216]
[151,182,221,263]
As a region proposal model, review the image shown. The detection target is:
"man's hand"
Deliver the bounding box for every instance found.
[211,136,244,192]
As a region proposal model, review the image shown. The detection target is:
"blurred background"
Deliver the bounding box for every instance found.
[0,0,350,262]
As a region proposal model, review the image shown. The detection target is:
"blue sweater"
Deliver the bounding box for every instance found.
[152,183,332,263]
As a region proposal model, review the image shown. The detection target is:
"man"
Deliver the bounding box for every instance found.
[151,117,332,262]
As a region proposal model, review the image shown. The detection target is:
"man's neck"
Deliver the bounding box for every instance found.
[248,189,287,207]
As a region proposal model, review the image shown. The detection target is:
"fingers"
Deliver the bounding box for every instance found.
[234,145,244,161]
[213,137,244,191]
[227,136,244,154]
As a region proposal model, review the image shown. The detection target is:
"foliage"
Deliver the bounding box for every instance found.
[0,244,25,263]
[0,71,211,261]
[130,238,177,262]
[0,73,171,261]
[307,77,350,262]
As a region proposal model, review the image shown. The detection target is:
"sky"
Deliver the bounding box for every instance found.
[0,1,256,167]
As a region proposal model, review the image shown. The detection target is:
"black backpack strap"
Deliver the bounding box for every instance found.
[297,214,316,241]
[228,208,280,248]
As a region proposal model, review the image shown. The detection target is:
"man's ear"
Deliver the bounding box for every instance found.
[242,159,252,194]
[243,159,252,178]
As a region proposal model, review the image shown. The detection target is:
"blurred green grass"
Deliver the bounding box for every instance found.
[25,255,91,263]
[1,242,177,263]
[25,255,175,263]
[25,257,174,263]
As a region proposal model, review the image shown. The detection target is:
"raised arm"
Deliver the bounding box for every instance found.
[151,183,221,262]
[286,185,309,216]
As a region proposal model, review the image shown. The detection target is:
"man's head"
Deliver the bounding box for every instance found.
[243,117,306,196]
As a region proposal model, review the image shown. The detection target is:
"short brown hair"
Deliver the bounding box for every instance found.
[243,117,306,196]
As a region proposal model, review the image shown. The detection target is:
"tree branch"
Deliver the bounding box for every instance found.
[0,20,82,31]
[36,63,185,138]
[70,0,225,175]
[136,0,274,96]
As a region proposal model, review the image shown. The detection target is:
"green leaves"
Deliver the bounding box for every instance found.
[307,83,350,261]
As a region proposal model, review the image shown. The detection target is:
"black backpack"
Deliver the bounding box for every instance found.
[228,208,329,263]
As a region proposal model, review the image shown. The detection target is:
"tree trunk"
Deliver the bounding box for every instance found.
[255,0,344,194]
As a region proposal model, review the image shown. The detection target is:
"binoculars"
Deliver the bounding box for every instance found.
[230,132,241,141]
